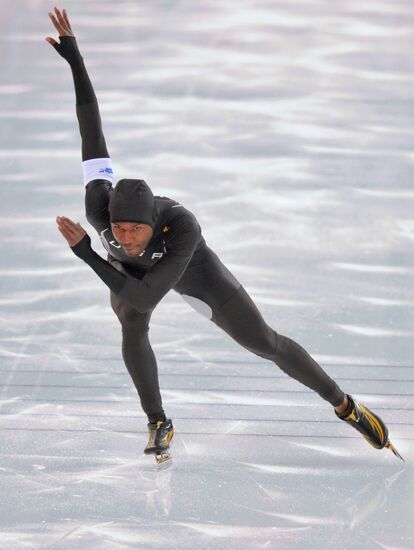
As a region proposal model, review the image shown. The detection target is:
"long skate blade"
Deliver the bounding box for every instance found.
[385,441,405,462]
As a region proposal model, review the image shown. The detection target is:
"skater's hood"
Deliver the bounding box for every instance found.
[108,179,159,228]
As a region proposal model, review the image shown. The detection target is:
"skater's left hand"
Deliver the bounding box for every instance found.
[46,7,75,44]
[56,215,88,247]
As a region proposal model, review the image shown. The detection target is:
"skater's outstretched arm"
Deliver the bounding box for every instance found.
[46,7,112,178]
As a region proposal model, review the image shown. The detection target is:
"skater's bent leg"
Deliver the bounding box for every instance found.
[110,290,166,423]
[212,285,346,408]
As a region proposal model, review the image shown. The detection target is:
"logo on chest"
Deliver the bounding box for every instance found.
[151,242,167,259]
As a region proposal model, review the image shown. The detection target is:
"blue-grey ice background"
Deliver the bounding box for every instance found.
[0,0,413,548]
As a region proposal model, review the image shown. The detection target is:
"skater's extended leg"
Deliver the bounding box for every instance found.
[174,247,345,407]
[212,285,346,407]
[208,284,403,459]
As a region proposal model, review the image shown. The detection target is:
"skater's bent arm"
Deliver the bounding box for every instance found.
[117,216,201,312]
[46,7,113,184]
[57,215,200,313]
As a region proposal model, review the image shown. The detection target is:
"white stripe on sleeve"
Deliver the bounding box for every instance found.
[82,157,114,186]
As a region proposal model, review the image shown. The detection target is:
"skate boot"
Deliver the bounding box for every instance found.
[335,394,404,461]
[144,419,174,465]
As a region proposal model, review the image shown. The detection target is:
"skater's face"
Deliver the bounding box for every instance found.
[111,221,154,256]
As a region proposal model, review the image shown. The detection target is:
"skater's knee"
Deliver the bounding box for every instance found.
[111,295,150,328]
[275,334,297,358]
[246,326,278,358]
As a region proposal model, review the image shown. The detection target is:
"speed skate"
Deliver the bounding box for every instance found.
[144,419,174,465]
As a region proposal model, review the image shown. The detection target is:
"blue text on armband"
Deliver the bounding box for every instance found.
[98,167,113,175]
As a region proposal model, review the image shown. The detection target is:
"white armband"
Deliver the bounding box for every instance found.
[82,157,114,186]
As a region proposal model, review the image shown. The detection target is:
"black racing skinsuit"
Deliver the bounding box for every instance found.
[54,36,345,423]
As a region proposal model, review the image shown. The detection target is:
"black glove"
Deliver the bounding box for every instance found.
[70,233,93,261]
[51,36,83,65]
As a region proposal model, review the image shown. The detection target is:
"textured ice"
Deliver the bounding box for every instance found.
[1,0,413,549]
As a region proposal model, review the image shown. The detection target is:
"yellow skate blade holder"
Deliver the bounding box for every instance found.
[385,440,405,462]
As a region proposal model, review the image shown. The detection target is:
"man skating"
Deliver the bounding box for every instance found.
[47,7,403,462]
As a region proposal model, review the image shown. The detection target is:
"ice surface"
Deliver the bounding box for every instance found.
[0,0,413,548]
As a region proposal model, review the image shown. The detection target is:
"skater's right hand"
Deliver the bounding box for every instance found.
[56,215,88,248]
[45,7,81,63]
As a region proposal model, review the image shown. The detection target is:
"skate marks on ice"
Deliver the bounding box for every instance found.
[0,432,411,549]
[1,368,412,550]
